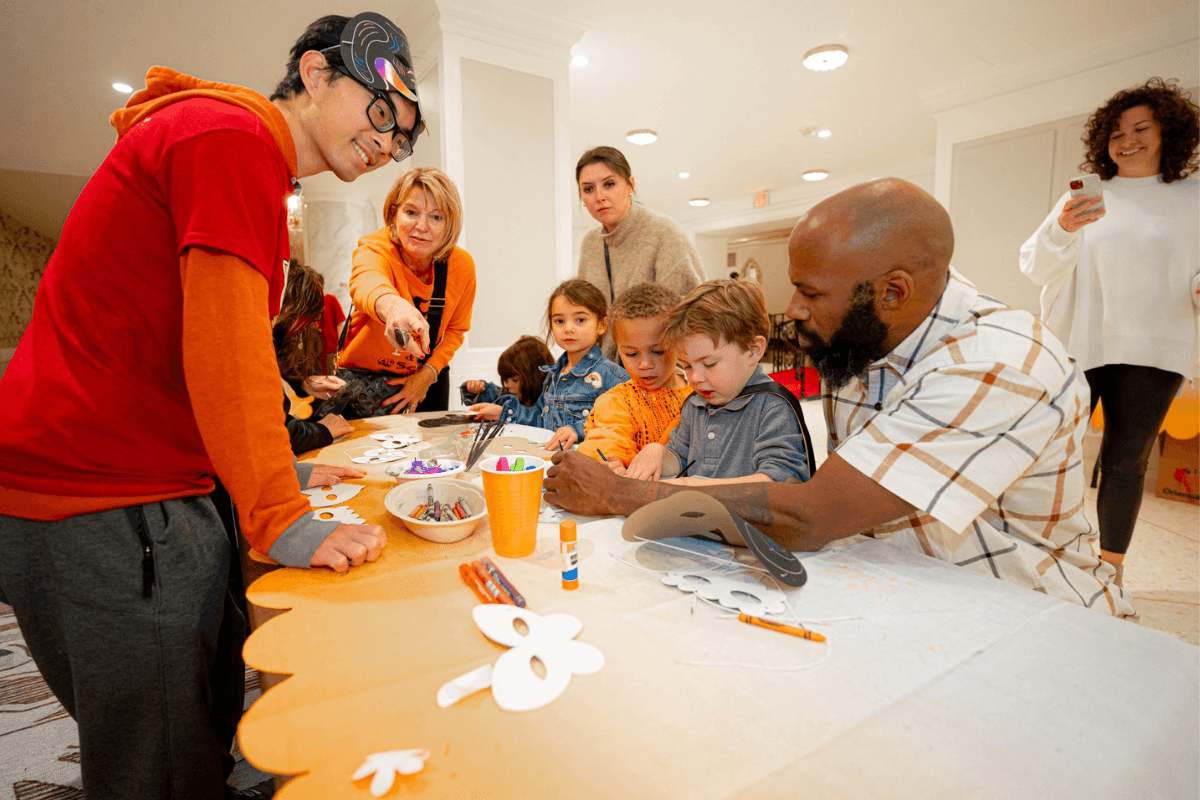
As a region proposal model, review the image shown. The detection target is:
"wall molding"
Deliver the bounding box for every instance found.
[920,14,1198,113]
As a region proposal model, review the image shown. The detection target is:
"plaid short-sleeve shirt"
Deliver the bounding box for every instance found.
[826,268,1133,617]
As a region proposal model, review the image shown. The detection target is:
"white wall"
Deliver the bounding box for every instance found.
[935,40,1198,317]
[933,39,1199,207]
[729,241,792,314]
[460,58,558,348]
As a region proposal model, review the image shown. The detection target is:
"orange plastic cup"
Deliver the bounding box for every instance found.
[479,455,547,558]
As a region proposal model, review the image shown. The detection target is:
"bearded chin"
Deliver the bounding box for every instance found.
[798,298,889,391]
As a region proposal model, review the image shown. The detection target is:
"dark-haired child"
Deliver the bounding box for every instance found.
[469,279,628,451]
[460,335,555,408]
[274,261,354,453]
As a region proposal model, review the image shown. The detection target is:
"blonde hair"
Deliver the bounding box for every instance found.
[661,279,769,352]
[383,167,463,262]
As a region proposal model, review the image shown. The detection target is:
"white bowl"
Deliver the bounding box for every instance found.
[385,458,466,482]
[384,479,487,543]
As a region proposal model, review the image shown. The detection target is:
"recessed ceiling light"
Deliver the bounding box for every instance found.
[112,82,133,94]
[817,129,832,138]
[802,44,848,72]
[802,170,829,181]
[571,54,589,67]
[679,172,690,179]
[625,129,658,146]
[688,198,710,207]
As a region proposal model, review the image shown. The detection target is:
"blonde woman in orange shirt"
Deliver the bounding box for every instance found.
[579,283,693,479]
[337,167,476,416]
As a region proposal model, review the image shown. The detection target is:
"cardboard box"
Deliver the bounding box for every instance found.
[1155,433,1199,505]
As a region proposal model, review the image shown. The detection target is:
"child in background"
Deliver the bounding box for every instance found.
[578,283,693,479]
[274,262,354,453]
[460,335,554,408]
[469,279,628,451]
[633,280,810,484]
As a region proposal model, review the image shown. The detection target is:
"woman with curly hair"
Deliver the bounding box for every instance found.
[1020,77,1199,585]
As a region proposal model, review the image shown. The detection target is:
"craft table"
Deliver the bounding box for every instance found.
[239,414,1200,799]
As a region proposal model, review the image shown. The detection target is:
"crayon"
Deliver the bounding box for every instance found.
[472,561,514,605]
[480,557,526,608]
[410,503,429,519]
[737,613,826,642]
[497,457,509,471]
[458,564,493,604]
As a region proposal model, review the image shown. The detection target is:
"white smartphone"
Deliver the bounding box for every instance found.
[1068,174,1105,215]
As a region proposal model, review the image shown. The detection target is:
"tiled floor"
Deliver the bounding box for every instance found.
[800,399,1200,645]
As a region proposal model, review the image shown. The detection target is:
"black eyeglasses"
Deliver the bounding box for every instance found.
[320,48,414,161]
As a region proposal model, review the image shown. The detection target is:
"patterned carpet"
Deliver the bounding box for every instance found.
[0,602,273,799]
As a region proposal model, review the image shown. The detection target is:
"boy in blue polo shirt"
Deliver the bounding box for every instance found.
[628,280,810,485]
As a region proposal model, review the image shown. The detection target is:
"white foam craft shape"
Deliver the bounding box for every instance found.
[301,483,364,508]
[661,571,787,615]
[352,749,430,797]
[370,432,421,447]
[436,663,494,708]
[471,605,604,712]
[312,506,365,524]
[351,452,409,464]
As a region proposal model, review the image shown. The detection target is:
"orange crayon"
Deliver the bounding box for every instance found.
[459,563,493,604]
[472,560,515,605]
[737,613,826,642]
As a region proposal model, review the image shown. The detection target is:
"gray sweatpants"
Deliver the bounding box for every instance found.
[0,495,246,799]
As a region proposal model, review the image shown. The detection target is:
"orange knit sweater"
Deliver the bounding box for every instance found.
[579,382,693,466]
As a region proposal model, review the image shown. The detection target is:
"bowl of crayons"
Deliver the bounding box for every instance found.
[385,458,467,483]
[384,479,488,543]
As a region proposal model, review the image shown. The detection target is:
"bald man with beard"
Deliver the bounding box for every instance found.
[545,178,1134,617]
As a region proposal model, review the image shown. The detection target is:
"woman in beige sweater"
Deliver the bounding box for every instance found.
[575,146,704,356]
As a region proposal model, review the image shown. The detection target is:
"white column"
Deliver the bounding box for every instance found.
[407,0,587,403]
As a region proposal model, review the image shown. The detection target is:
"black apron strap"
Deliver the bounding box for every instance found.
[421,258,449,362]
[603,242,615,304]
[737,381,817,472]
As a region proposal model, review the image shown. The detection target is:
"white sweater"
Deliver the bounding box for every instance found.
[1019,175,1199,379]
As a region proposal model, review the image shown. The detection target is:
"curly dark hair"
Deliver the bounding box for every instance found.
[1081,77,1199,183]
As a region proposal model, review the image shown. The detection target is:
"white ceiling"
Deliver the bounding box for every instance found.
[0,0,1195,240]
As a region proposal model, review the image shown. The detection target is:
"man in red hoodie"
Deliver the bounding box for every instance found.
[0,13,423,799]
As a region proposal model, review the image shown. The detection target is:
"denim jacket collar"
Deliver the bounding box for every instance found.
[540,342,607,380]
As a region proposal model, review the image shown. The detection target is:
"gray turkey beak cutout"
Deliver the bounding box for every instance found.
[622,491,808,587]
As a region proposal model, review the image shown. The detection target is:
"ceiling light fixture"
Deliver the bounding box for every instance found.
[817,129,832,138]
[571,54,589,67]
[688,198,710,207]
[679,172,690,179]
[625,129,658,146]
[802,170,829,181]
[112,82,133,93]
[802,44,848,72]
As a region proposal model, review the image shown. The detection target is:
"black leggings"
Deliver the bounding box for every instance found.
[1086,364,1184,555]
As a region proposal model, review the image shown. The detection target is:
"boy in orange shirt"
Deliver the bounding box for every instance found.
[578,283,693,479]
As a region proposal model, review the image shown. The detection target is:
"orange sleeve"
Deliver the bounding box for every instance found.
[350,234,408,325]
[579,386,640,466]
[425,249,476,374]
[181,247,314,556]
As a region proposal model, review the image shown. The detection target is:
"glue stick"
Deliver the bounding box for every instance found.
[560,520,578,590]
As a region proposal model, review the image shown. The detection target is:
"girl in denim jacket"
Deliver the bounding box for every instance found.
[469,279,628,450]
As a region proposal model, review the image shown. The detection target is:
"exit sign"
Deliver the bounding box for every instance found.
[753,191,769,208]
